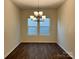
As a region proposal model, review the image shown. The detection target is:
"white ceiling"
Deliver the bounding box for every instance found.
[12,0,65,9]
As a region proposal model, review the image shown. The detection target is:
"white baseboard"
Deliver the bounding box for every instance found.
[57,43,73,58]
[4,42,21,58]
[21,41,57,43]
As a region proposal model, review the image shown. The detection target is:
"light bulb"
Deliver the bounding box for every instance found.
[34,11,38,16]
[42,15,46,20]
[39,11,43,16]
[33,17,37,21]
[30,15,34,19]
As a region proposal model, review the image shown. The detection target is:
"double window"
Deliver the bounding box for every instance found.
[28,18,50,36]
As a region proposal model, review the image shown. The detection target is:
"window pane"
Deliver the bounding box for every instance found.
[40,18,50,36]
[40,18,50,26]
[28,26,37,35]
[28,18,37,26]
[28,18,37,35]
[40,26,49,36]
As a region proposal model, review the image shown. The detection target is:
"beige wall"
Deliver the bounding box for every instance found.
[21,9,57,43]
[57,0,75,58]
[4,0,21,57]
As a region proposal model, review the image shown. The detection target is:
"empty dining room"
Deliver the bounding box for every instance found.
[4,0,75,59]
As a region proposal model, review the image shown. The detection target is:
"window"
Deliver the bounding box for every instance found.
[40,18,50,36]
[28,18,50,36]
[28,18,37,35]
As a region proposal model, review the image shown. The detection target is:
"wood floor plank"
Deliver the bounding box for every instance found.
[5,43,72,59]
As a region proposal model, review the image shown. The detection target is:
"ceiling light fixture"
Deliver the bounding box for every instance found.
[29,0,47,22]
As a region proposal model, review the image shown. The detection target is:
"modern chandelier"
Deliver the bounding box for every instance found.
[30,11,46,21]
[29,0,47,21]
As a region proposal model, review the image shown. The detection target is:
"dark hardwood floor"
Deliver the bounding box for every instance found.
[5,43,72,59]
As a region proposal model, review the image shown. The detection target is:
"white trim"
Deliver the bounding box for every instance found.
[57,43,73,58]
[21,41,57,43]
[4,42,21,58]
